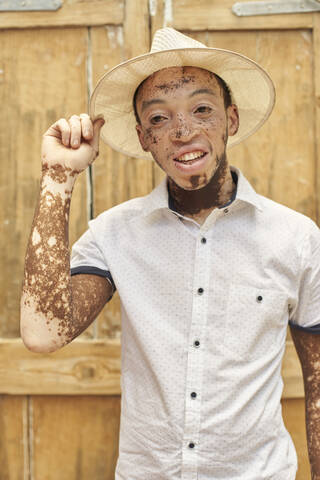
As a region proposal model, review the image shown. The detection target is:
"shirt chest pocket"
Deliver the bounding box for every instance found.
[224,283,289,361]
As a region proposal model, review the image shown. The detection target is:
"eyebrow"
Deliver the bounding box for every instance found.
[140,88,216,113]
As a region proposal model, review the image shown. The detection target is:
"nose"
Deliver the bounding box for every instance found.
[169,114,200,142]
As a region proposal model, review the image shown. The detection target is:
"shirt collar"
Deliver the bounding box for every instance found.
[143,164,263,218]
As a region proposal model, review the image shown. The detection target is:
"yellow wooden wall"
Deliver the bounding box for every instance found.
[1,0,320,478]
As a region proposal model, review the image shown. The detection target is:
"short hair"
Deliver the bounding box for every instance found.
[133,71,232,124]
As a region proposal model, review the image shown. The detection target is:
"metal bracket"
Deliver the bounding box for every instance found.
[232,0,320,16]
[0,0,62,11]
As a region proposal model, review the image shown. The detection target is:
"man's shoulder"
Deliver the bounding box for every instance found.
[257,193,318,235]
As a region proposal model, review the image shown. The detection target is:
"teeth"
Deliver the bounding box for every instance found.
[177,151,204,162]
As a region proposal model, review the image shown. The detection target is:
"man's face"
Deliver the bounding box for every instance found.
[135,66,239,191]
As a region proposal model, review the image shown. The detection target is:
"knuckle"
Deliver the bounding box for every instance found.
[56,118,66,129]
[69,115,80,123]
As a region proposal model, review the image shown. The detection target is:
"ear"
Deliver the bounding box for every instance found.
[136,124,149,152]
[227,104,239,137]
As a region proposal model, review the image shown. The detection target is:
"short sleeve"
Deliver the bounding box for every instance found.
[289,219,320,334]
[70,227,116,294]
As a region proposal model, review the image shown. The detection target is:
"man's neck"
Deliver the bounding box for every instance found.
[168,157,236,224]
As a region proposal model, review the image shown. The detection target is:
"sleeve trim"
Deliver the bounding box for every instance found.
[70,266,116,293]
[289,320,320,334]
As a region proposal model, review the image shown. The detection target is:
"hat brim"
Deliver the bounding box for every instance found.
[90,47,275,159]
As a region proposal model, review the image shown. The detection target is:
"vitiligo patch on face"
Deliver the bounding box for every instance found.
[168,153,235,219]
[135,66,238,222]
[154,75,196,94]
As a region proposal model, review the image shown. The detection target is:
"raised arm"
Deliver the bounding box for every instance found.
[290,326,320,480]
[20,114,112,353]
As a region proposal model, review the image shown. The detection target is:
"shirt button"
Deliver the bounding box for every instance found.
[191,392,197,398]
[201,237,207,244]
[198,287,204,295]
[256,295,263,302]
[189,442,195,449]
[224,208,229,214]
[194,340,200,347]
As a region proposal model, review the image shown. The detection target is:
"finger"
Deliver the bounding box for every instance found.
[46,118,71,147]
[57,119,71,147]
[69,115,81,149]
[90,117,105,155]
[80,113,93,140]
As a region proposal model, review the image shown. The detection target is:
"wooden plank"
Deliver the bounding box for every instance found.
[0,0,123,29]
[282,398,310,479]
[32,395,120,480]
[282,341,304,398]
[0,395,26,480]
[0,338,302,396]
[172,0,313,30]
[90,13,153,339]
[123,0,150,59]
[0,339,121,395]
[0,28,89,338]
[314,14,320,225]
[150,0,166,37]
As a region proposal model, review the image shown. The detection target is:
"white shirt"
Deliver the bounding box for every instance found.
[71,164,320,480]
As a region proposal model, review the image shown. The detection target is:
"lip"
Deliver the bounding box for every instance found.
[173,152,208,174]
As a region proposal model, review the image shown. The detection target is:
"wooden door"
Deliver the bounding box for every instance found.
[0,1,150,479]
[0,0,318,478]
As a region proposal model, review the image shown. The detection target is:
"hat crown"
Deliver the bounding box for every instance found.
[150,27,207,53]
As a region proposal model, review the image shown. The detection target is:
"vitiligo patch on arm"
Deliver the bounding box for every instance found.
[22,165,79,347]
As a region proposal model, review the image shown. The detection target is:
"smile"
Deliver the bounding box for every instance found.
[173,151,208,173]
[175,150,206,164]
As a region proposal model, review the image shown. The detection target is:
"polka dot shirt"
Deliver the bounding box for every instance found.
[71,165,320,480]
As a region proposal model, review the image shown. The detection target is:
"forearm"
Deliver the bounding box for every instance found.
[21,114,105,352]
[290,327,320,480]
[305,381,320,480]
[21,165,77,352]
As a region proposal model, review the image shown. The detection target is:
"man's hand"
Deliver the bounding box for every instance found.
[41,113,105,173]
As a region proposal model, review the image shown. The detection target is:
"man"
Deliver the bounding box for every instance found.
[20,28,320,479]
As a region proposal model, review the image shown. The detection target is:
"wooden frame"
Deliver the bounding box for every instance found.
[150,0,313,31]
[0,0,123,29]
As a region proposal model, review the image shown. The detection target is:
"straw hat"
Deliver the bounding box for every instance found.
[90,27,275,160]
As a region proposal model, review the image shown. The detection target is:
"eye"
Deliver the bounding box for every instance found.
[150,115,167,125]
[194,105,212,114]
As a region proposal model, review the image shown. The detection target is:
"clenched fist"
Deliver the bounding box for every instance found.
[41,113,105,173]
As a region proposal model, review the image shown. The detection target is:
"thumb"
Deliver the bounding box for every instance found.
[90,117,105,153]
